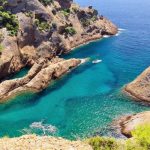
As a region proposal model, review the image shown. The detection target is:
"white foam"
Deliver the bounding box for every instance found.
[115,32,121,36]
[80,58,89,64]
[118,28,126,31]
[30,121,57,135]
[115,28,127,36]
[103,35,111,38]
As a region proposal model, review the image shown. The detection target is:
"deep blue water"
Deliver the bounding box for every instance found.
[0,0,150,139]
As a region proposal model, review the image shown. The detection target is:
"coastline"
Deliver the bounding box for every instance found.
[0,58,88,103]
[123,67,150,104]
[123,87,150,106]
[70,35,103,51]
[70,32,118,52]
[0,31,117,104]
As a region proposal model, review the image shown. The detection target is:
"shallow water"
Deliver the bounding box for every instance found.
[0,0,150,139]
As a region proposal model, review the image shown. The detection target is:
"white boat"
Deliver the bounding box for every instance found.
[92,59,102,64]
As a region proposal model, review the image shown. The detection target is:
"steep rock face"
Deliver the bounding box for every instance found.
[0,29,25,79]
[0,57,81,102]
[0,134,92,150]
[124,67,150,103]
[0,0,117,101]
[115,111,150,138]
[0,0,117,80]
[56,0,73,8]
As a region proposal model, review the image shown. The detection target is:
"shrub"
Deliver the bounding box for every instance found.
[88,136,119,150]
[80,18,91,27]
[91,16,97,22]
[0,44,3,52]
[87,124,150,150]
[34,19,50,31]
[61,9,71,17]
[0,9,19,36]
[0,0,8,6]
[0,32,3,42]
[126,124,150,150]
[25,11,33,18]
[39,0,53,6]
[64,27,76,36]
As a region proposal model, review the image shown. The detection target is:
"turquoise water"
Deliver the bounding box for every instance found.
[0,0,150,139]
[10,67,29,79]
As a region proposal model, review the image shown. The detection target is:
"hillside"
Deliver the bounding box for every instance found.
[0,0,117,102]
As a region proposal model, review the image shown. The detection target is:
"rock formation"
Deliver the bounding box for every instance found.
[0,134,92,150]
[0,57,82,102]
[0,0,117,79]
[0,0,117,101]
[114,111,150,138]
[124,67,150,103]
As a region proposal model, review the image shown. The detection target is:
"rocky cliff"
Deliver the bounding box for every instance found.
[124,67,150,103]
[0,0,117,79]
[0,0,117,101]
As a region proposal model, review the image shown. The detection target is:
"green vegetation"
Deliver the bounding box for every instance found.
[0,32,3,41]
[88,137,119,150]
[25,11,33,18]
[64,27,76,36]
[35,19,50,31]
[88,124,150,150]
[127,124,150,150]
[0,44,3,52]
[0,0,8,6]
[0,7,19,36]
[39,0,53,6]
[80,18,91,27]
[61,9,71,17]
[91,16,98,22]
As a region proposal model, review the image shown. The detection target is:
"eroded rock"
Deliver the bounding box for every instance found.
[0,0,117,101]
[0,57,81,102]
[0,0,117,80]
[114,111,150,138]
[124,67,150,103]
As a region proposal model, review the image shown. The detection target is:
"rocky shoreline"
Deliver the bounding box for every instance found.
[113,111,150,138]
[0,57,83,102]
[0,0,117,78]
[0,0,117,102]
[124,67,150,103]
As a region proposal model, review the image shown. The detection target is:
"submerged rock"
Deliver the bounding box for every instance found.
[124,67,150,103]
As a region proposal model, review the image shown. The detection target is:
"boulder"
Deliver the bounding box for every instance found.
[115,111,150,138]
[124,67,150,103]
